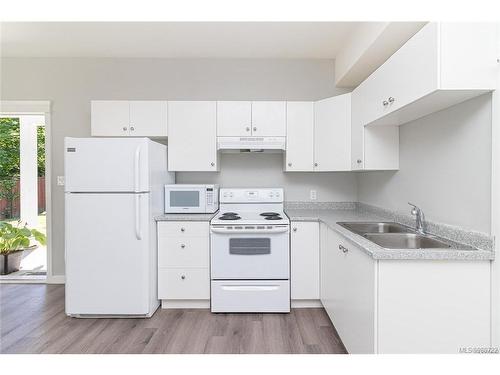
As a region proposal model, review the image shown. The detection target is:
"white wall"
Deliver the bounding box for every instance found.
[357,94,492,234]
[0,57,351,276]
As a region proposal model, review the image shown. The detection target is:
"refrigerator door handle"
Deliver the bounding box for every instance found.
[134,146,141,192]
[135,194,142,240]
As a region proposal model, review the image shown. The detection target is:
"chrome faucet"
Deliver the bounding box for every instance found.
[408,203,425,234]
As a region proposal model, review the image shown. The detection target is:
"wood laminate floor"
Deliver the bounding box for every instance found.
[0,284,347,354]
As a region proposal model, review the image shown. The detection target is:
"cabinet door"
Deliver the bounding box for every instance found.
[320,226,347,338]
[291,221,319,299]
[285,102,314,171]
[217,101,252,136]
[314,94,351,171]
[91,100,130,136]
[129,101,167,137]
[350,91,364,170]
[328,230,376,354]
[251,101,286,136]
[167,101,218,171]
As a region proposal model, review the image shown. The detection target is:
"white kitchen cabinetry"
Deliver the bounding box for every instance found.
[251,101,286,136]
[285,102,314,171]
[91,100,167,137]
[167,101,218,171]
[355,22,497,127]
[216,101,252,136]
[314,94,351,171]
[320,225,491,353]
[157,221,210,304]
[290,221,319,301]
[351,22,497,170]
[320,227,376,353]
[217,101,286,137]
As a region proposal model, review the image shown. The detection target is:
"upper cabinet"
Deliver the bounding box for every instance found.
[285,94,351,172]
[314,94,351,171]
[285,102,314,171]
[217,101,286,137]
[251,101,286,136]
[167,101,218,172]
[91,100,167,137]
[216,101,252,136]
[355,22,497,128]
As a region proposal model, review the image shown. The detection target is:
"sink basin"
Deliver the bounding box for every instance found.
[363,233,452,249]
[337,222,415,236]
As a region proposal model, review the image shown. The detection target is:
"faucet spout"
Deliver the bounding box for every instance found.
[408,202,425,234]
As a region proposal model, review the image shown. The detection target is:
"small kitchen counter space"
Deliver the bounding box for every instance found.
[285,207,494,261]
[155,213,216,221]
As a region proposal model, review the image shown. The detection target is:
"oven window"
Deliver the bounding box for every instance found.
[229,238,271,255]
[170,191,200,207]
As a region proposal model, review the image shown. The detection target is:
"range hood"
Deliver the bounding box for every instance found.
[217,137,286,153]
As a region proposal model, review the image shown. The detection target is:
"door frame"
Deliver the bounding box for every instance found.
[0,100,57,283]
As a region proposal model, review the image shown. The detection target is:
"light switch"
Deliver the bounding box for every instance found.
[57,176,65,186]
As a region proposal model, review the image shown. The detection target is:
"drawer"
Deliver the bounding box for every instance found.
[211,280,290,313]
[158,221,209,237]
[158,236,209,268]
[158,268,209,300]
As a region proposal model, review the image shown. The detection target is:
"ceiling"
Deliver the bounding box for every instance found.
[0,22,362,59]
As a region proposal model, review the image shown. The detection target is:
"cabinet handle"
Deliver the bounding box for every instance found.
[211,162,215,167]
[388,97,395,104]
[314,162,318,167]
[180,227,185,232]
[246,127,250,132]
[293,227,297,232]
[357,159,362,164]
[253,127,257,132]
[123,127,128,131]
[181,244,186,249]
[130,126,135,131]
[288,162,292,167]
[339,244,349,253]
[181,275,186,280]
[382,100,389,107]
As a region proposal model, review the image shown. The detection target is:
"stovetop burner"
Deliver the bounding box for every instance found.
[218,212,241,220]
[265,216,283,220]
[260,212,280,217]
[221,212,238,216]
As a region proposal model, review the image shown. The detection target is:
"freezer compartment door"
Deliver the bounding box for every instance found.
[65,193,151,315]
[64,137,150,192]
[211,280,290,313]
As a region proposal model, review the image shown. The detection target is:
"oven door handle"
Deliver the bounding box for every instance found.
[210,227,289,234]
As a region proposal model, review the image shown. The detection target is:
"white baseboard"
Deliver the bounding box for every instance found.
[46,275,65,284]
[291,299,323,308]
[161,299,210,309]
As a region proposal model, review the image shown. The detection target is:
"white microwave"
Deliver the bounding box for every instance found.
[164,184,219,213]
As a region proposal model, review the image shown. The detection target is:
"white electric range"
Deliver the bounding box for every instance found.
[210,188,291,313]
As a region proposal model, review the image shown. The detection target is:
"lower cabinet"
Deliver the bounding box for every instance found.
[157,221,210,303]
[320,224,491,354]
[320,224,376,353]
[290,221,320,301]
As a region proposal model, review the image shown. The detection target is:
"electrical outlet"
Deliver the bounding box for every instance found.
[310,190,317,200]
[57,176,65,186]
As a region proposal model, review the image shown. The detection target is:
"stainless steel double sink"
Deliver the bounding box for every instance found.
[337,222,454,250]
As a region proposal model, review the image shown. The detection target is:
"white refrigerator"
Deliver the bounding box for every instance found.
[64,137,174,317]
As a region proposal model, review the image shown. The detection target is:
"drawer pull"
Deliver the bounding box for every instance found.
[181,275,186,280]
[180,227,185,232]
[181,244,186,248]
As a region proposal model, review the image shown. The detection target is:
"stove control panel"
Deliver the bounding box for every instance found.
[220,188,283,203]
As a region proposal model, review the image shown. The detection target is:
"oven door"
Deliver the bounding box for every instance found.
[210,226,289,280]
[165,187,206,213]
